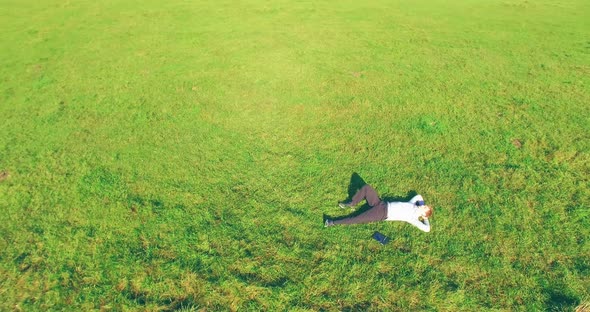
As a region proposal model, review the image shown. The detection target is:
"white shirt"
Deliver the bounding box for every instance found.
[385,195,431,232]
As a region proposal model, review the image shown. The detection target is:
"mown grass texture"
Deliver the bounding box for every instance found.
[0,0,589,310]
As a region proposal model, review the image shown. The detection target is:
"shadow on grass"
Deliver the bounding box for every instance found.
[544,285,580,311]
[345,172,367,201]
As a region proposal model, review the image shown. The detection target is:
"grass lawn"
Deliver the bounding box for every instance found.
[1,0,589,310]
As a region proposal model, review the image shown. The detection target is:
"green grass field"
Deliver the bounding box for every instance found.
[1,0,589,310]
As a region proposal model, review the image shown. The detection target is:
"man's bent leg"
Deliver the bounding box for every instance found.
[350,184,382,207]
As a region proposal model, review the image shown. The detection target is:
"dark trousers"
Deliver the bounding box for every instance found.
[334,184,387,225]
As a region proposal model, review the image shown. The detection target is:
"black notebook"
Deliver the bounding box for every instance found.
[372,231,390,245]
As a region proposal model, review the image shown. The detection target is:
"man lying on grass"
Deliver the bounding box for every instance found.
[324,184,432,232]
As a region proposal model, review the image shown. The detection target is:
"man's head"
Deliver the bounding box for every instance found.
[420,205,433,218]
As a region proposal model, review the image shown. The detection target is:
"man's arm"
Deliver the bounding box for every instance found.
[409,217,431,232]
[409,194,424,205]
